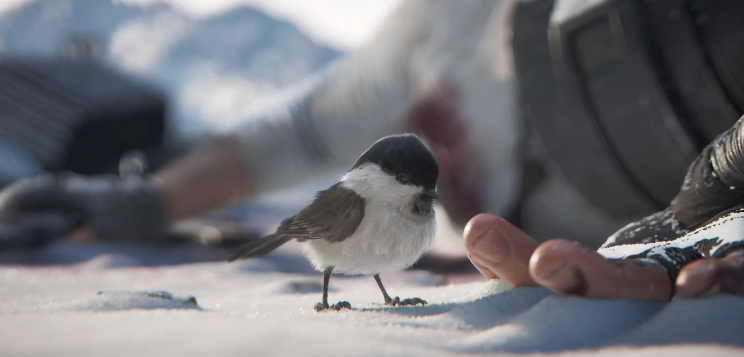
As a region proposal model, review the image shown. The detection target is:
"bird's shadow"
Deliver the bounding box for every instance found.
[357,287,552,328]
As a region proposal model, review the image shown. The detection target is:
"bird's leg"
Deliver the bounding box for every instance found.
[314,266,333,311]
[373,274,427,307]
[314,266,351,312]
[321,266,332,308]
[374,274,395,305]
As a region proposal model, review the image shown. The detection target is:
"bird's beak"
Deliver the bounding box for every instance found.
[422,189,440,200]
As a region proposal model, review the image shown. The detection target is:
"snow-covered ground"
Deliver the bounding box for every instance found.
[2,240,744,356]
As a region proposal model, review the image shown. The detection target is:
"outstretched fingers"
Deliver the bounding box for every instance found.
[463,213,539,287]
[529,239,673,301]
[463,214,676,300]
[676,251,744,298]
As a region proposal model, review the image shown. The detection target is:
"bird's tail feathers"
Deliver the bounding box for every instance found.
[227,234,293,262]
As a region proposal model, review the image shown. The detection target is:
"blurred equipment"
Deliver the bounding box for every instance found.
[514,0,744,220]
[0,57,168,188]
[0,213,78,250]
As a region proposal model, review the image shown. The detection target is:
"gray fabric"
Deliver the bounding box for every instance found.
[599,116,744,280]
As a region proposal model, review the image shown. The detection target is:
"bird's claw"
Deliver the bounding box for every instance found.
[314,301,352,312]
[401,297,428,306]
[331,301,352,310]
[385,296,427,307]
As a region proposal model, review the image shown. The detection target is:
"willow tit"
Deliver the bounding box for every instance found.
[228,133,439,311]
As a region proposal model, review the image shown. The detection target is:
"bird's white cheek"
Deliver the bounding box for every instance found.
[341,164,423,204]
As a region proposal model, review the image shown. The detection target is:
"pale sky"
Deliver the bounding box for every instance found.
[0,0,403,50]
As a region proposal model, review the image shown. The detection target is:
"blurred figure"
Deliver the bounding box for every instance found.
[2,0,528,243]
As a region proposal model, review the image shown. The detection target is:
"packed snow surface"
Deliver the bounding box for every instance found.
[1,241,743,357]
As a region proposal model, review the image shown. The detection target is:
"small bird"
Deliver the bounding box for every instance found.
[228,133,440,311]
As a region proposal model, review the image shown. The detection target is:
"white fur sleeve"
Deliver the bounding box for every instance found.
[221,0,515,199]
[220,0,431,194]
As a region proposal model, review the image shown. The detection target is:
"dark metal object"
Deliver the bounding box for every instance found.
[514,0,743,220]
[0,57,167,187]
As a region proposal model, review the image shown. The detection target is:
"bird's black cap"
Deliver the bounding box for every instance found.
[351,134,439,190]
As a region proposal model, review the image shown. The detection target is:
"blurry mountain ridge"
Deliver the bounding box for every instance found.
[0,0,342,140]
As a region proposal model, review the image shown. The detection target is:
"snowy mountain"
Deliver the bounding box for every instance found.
[0,0,342,140]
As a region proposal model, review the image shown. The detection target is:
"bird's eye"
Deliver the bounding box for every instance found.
[396,173,411,184]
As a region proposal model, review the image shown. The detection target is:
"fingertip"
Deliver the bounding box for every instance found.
[676,257,744,298]
[529,239,581,278]
[469,258,500,280]
[463,213,540,287]
[463,213,506,245]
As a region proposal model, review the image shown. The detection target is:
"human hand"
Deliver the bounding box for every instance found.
[464,213,673,300]
[464,212,744,300]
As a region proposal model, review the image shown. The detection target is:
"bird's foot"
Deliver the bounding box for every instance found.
[385,296,427,307]
[331,301,352,310]
[314,301,352,312]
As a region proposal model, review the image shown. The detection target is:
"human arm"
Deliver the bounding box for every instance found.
[0,0,432,240]
[149,137,250,222]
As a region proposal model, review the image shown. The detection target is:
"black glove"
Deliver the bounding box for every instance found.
[672,115,744,229]
[0,174,167,242]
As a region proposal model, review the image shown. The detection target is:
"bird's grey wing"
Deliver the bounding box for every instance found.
[277,183,365,243]
[226,232,292,261]
[227,184,364,261]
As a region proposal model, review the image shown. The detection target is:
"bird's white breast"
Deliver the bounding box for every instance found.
[304,164,437,275]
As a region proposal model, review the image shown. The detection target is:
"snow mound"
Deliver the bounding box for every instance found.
[73,290,202,311]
